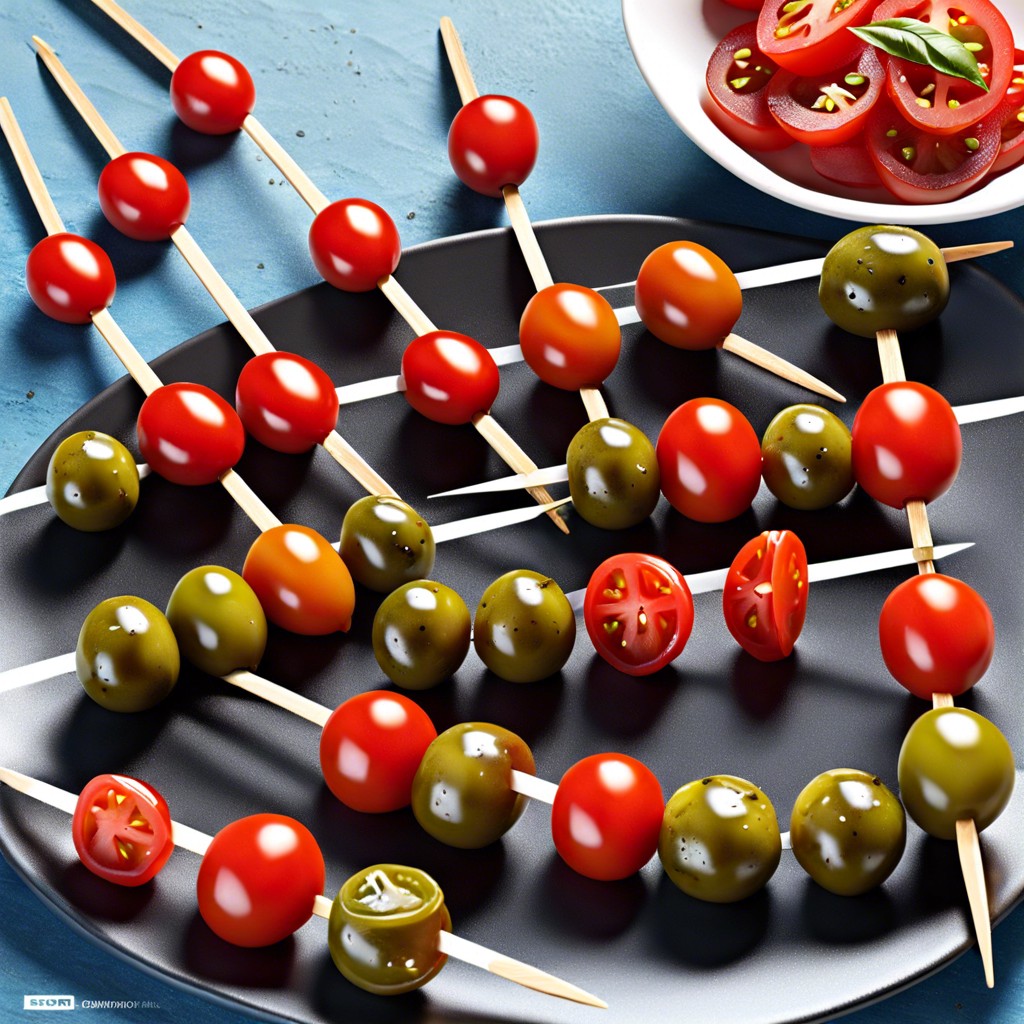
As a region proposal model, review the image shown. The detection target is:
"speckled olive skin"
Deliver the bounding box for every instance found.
[339,495,435,593]
[790,769,906,895]
[165,566,268,677]
[898,707,1015,840]
[473,569,576,683]
[818,225,949,338]
[659,775,781,902]
[372,581,471,690]
[411,722,536,848]
[328,864,451,995]
[76,596,180,712]
[45,430,140,531]
[760,404,855,510]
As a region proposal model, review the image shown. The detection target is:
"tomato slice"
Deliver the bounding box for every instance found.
[757,0,876,76]
[871,0,1014,135]
[809,136,884,186]
[866,100,1000,201]
[583,553,695,676]
[994,49,1024,172]
[72,774,174,887]
[767,43,885,145]
[705,22,793,152]
[723,531,808,661]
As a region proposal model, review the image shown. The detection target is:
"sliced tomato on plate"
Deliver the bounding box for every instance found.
[757,0,876,76]
[994,49,1024,172]
[809,136,884,185]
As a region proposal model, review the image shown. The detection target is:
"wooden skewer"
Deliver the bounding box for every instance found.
[722,334,845,403]
[0,765,604,1007]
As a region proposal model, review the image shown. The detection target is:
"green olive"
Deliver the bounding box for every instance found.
[76,596,180,712]
[339,495,435,593]
[45,430,140,531]
[897,707,1015,840]
[760,404,855,510]
[819,225,949,338]
[790,769,906,896]
[371,581,470,690]
[328,864,451,995]
[165,566,268,677]
[659,775,781,902]
[473,570,576,683]
[411,722,535,848]
[566,417,661,529]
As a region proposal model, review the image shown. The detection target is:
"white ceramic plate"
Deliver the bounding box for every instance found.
[623,0,1024,224]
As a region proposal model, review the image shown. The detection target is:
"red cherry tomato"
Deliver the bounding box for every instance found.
[634,241,743,350]
[25,233,116,324]
[400,331,500,424]
[879,573,995,698]
[656,398,762,522]
[235,351,339,453]
[993,50,1024,174]
[242,524,355,635]
[448,94,540,197]
[851,382,962,509]
[136,382,245,486]
[705,23,793,152]
[170,50,256,134]
[551,753,665,880]
[308,198,401,292]
[196,813,325,947]
[72,774,174,887]
[518,283,621,390]
[583,553,695,676]
[723,530,808,661]
[97,153,191,241]
[756,0,874,76]
[319,691,437,812]
[872,0,1013,135]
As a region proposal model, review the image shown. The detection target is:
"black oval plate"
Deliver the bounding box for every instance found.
[1,215,1023,1024]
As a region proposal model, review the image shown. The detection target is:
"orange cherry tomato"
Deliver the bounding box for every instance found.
[634,241,743,350]
[170,50,256,134]
[308,198,401,292]
[97,153,191,241]
[25,233,116,324]
[518,283,621,390]
[242,524,355,635]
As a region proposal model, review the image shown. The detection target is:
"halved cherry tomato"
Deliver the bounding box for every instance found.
[656,398,762,522]
[551,753,665,880]
[851,381,962,508]
[634,241,742,350]
[871,0,1013,135]
[319,691,437,812]
[25,233,116,324]
[235,351,339,453]
[401,331,500,424]
[994,49,1024,173]
[242,524,356,635]
[72,774,174,887]
[809,137,883,186]
[723,530,808,661]
[448,95,539,197]
[136,382,245,486]
[518,283,621,390]
[97,153,191,241]
[196,813,325,947]
[879,573,994,698]
[308,198,401,292]
[767,43,884,146]
[757,0,875,76]
[583,552,694,676]
[170,50,256,134]
[705,22,793,152]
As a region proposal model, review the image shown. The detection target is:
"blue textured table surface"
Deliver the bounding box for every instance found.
[1,2,1022,1022]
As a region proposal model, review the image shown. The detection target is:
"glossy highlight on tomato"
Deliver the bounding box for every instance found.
[97,153,191,241]
[308,198,401,292]
[583,553,694,676]
[136,382,245,486]
[72,774,174,887]
[25,233,116,324]
[723,530,808,661]
[319,691,438,813]
[196,814,325,947]
[551,753,664,880]
[448,94,539,197]
[401,330,500,424]
[170,50,256,134]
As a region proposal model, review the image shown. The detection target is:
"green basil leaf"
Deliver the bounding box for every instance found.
[849,17,989,92]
